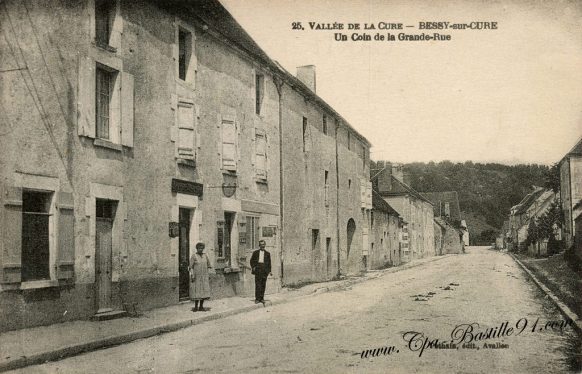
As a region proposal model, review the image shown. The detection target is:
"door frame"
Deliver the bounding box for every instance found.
[172,193,200,300]
[89,183,124,313]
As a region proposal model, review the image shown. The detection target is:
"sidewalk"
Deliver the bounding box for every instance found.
[510,253,582,334]
[0,254,450,372]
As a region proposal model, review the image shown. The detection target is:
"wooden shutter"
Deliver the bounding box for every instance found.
[177,102,195,158]
[1,186,22,283]
[57,192,75,280]
[255,130,267,178]
[77,56,96,138]
[121,71,134,147]
[222,117,237,170]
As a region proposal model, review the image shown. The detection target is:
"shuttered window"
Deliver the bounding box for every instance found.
[255,130,267,179]
[177,102,195,159]
[222,119,237,171]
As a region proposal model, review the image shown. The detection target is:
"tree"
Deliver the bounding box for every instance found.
[545,163,561,193]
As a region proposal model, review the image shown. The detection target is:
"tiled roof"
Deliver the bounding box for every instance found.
[378,176,433,205]
[514,188,546,215]
[372,190,400,216]
[420,191,461,220]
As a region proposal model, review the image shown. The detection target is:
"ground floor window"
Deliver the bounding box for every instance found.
[21,191,53,281]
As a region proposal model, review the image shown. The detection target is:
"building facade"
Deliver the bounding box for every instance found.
[372,163,435,261]
[368,191,401,269]
[0,0,374,331]
[278,65,372,284]
[559,137,582,250]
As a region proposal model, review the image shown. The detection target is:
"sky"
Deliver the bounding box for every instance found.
[220,0,582,165]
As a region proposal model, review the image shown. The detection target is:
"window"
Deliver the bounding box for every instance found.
[247,216,260,250]
[312,229,320,251]
[22,191,53,281]
[78,56,134,147]
[371,211,374,227]
[302,117,307,152]
[95,0,115,46]
[347,131,351,151]
[178,29,191,81]
[348,178,352,189]
[177,101,195,160]
[221,117,237,171]
[255,74,264,115]
[255,129,267,179]
[444,202,450,217]
[96,67,114,140]
[324,170,329,206]
[362,145,366,170]
[323,114,328,135]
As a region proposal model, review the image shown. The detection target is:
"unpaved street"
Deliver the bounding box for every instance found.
[12,247,581,373]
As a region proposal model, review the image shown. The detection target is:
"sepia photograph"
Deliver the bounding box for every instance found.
[0,0,581,372]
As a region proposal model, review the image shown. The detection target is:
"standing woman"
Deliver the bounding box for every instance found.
[190,242,212,312]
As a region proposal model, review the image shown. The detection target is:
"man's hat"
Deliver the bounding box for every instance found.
[195,242,205,249]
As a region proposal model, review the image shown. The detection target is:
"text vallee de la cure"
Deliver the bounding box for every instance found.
[359,317,574,359]
[291,21,498,42]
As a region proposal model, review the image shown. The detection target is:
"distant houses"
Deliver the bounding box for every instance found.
[507,187,558,255]
[372,162,436,261]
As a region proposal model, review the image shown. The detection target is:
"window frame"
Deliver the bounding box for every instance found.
[21,190,55,282]
[255,73,265,115]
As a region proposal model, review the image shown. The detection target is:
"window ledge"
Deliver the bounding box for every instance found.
[255,178,268,185]
[94,138,123,152]
[20,280,59,290]
[93,41,117,54]
[176,78,196,92]
[177,158,196,168]
[222,170,238,177]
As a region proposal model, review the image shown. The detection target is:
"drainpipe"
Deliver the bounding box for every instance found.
[335,120,341,278]
[274,76,284,287]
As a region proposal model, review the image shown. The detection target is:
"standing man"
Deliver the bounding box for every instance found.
[250,240,271,304]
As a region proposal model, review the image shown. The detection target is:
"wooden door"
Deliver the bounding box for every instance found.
[178,208,191,300]
[96,218,113,312]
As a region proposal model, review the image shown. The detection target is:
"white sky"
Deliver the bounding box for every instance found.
[221,0,582,165]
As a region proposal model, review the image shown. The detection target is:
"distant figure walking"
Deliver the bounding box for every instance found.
[250,240,271,303]
[190,242,212,312]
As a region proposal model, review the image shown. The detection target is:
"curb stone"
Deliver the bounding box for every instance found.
[0,253,451,373]
[510,253,582,335]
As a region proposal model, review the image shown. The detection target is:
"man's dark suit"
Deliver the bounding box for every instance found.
[250,248,271,302]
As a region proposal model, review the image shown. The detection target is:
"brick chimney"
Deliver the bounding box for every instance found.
[391,163,404,182]
[296,65,316,93]
[377,162,393,193]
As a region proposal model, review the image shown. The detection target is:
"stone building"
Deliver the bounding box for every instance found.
[508,188,556,253]
[372,163,435,261]
[559,137,582,251]
[368,191,401,269]
[0,0,287,331]
[278,64,372,284]
[0,0,373,331]
[433,217,464,255]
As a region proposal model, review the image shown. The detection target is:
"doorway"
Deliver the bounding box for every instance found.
[347,218,356,258]
[96,199,116,313]
[326,237,332,278]
[178,208,192,301]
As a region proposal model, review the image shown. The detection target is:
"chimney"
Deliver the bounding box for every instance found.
[296,65,316,93]
[377,162,393,193]
[392,163,404,182]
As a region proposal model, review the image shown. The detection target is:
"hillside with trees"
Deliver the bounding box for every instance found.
[372,161,550,243]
